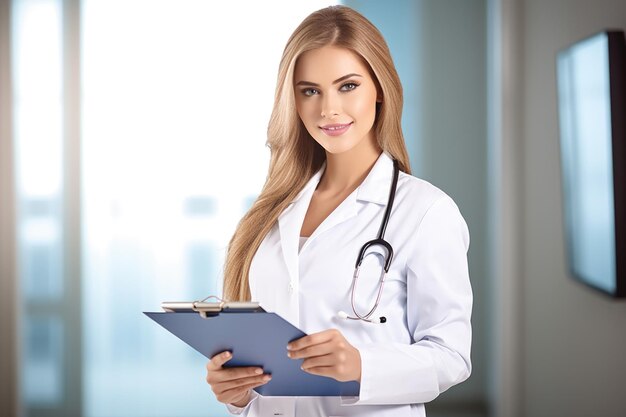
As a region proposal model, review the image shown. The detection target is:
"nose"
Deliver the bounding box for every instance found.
[321,91,340,118]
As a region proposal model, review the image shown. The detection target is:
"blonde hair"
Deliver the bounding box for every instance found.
[222,5,411,301]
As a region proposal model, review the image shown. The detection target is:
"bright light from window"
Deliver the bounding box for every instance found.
[13,0,65,407]
[81,1,336,416]
[13,0,63,198]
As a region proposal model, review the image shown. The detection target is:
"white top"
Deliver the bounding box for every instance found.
[298,236,308,253]
[226,152,472,417]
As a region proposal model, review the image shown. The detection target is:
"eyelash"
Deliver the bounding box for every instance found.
[301,82,360,97]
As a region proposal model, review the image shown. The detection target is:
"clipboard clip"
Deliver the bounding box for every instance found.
[193,295,226,318]
[161,295,263,319]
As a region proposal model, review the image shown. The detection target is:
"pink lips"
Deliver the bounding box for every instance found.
[320,122,353,136]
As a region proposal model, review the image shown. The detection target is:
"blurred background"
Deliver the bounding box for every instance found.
[0,0,625,416]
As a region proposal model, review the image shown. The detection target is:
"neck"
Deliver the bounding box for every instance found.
[317,133,382,194]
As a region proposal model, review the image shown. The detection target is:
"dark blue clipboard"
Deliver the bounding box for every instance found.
[144,303,360,397]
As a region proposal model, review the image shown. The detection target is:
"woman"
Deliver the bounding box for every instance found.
[205,5,472,417]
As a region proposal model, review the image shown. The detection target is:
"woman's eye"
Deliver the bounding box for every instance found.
[301,82,359,97]
[340,82,359,91]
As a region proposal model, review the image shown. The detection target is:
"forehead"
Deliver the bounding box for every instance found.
[294,46,371,82]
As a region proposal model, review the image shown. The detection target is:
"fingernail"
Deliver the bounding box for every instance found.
[286,344,293,350]
[255,368,263,375]
[263,375,271,382]
[224,352,231,358]
[287,351,292,358]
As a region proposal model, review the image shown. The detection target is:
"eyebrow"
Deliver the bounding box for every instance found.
[295,73,363,87]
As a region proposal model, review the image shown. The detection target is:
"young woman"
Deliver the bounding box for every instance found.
[205,5,472,417]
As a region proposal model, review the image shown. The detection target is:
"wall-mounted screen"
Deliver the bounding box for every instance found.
[556,30,626,298]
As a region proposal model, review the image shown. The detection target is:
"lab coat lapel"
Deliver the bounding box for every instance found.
[275,152,394,284]
[310,152,394,240]
[306,193,359,243]
[355,152,394,205]
[277,167,324,285]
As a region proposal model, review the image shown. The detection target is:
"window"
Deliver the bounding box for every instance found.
[13,0,67,411]
[80,1,336,416]
[13,1,337,416]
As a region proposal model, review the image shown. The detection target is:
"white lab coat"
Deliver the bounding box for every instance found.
[225,151,472,417]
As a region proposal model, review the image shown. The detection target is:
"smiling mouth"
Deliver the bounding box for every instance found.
[320,122,353,130]
[319,122,353,136]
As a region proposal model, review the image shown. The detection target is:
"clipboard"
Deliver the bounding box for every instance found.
[144,300,360,397]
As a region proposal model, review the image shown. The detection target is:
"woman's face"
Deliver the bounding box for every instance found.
[293,45,381,155]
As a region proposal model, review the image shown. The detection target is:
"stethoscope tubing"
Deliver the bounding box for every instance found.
[341,159,399,324]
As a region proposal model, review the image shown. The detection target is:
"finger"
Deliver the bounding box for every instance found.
[206,351,233,371]
[301,353,335,370]
[288,341,334,360]
[301,365,335,378]
[214,373,272,394]
[206,365,265,385]
[287,329,338,351]
[218,377,272,404]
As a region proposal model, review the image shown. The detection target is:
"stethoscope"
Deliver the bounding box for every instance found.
[337,158,399,324]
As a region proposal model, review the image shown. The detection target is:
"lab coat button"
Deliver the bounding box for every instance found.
[288,282,294,294]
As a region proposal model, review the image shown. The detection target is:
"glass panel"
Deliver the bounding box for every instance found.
[22,317,64,405]
[13,0,65,302]
[21,227,63,300]
[81,1,337,416]
[13,0,64,199]
[12,0,65,409]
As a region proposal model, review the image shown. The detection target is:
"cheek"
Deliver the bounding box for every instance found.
[296,100,317,125]
[296,101,323,140]
[347,92,377,121]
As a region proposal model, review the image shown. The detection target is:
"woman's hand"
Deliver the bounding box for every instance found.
[286,329,362,383]
[205,351,272,408]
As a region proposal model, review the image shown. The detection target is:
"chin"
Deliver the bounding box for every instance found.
[318,142,360,155]
[313,134,363,155]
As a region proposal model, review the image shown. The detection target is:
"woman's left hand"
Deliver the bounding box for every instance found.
[286,329,361,383]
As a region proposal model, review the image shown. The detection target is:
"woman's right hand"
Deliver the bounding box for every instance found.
[205,350,272,407]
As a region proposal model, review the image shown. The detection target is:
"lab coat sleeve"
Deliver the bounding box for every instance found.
[224,390,260,415]
[342,195,472,406]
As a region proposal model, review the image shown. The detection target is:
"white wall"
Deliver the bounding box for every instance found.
[519,1,626,416]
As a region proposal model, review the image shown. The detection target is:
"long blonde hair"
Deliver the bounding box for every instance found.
[222,5,411,301]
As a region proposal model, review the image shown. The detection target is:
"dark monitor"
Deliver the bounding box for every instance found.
[556,30,626,298]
